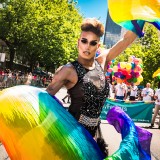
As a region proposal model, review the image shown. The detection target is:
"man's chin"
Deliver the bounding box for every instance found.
[78,53,94,61]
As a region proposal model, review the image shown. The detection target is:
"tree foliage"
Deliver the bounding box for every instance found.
[113,23,160,86]
[0,0,82,71]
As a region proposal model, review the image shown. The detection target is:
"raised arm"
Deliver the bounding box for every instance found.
[97,30,137,68]
[106,30,137,61]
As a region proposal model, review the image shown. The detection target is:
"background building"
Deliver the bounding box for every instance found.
[103,11,126,48]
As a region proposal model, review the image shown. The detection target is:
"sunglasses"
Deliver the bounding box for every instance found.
[80,39,98,46]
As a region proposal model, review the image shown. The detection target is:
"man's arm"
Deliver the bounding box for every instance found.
[150,89,154,97]
[114,86,117,99]
[98,31,137,66]
[132,86,138,91]
[46,66,71,96]
[107,31,137,61]
[154,95,158,100]
[124,90,127,100]
[141,89,146,97]
[124,85,128,100]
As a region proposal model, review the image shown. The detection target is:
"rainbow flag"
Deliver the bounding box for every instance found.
[108,0,160,37]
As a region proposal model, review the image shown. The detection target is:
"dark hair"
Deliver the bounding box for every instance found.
[81,18,104,37]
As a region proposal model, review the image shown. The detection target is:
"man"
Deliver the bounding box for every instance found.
[46,18,137,157]
[129,83,138,101]
[115,82,127,100]
[141,83,154,101]
[150,82,160,129]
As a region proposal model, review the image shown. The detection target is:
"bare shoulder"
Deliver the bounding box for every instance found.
[56,63,78,86]
[64,63,78,85]
[54,63,76,80]
[46,63,77,95]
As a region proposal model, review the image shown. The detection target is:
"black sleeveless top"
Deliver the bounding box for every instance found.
[68,60,109,121]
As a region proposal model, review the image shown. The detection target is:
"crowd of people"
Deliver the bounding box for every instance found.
[109,81,157,102]
[0,68,53,90]
[109,81,160,129]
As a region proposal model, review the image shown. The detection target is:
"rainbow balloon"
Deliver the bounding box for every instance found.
[108,0,160,37]
[0,86,152,160]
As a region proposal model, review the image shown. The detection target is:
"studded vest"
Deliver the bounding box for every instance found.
[68,60,109,121]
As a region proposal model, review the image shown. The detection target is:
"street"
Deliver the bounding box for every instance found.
[0,87,160,160]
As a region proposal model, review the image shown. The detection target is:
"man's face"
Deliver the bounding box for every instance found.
[78,31,100,60]
[146,83,150,88]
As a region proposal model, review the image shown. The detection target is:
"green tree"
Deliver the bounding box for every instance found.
[140,24,160,85]
[0,0,82,71]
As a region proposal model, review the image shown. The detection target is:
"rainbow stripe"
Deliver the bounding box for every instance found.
[108,0,160,37]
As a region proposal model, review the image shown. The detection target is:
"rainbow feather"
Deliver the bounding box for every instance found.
[108,0,160,37]
[0,86,152,159]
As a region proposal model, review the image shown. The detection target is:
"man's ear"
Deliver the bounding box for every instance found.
[77,39,80,47]
[97,43,101,48]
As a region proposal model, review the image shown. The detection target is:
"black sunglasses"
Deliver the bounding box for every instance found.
[81,39,98,46]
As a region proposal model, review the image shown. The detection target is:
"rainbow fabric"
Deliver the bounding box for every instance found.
[0,86,103,160]
[108,0,160,37]
[0,86,152,160]
[152,68,160,79]
[105,107,152,160]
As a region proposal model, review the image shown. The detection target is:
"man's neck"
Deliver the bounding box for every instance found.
[77,58,95,70]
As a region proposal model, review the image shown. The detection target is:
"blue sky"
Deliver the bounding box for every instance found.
[76,0,108,27]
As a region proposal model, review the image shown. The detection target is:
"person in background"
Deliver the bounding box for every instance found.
[137,88,143,101]
[24,72,33,85]
[42,76,47,87]
[114,82,127,100]
[129,82,138,101]
[150,82,160,129]
[127,85,131,99]
[141,83,154,101]
[46,18,137,157]
[3,71,8,88]
[107,78,113,99]
[62,91,71,103]
[111,82,116,98]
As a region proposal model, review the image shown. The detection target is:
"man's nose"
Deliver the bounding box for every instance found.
[85,42,91,49]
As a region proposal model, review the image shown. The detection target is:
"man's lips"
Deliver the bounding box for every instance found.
[83,51,90,55]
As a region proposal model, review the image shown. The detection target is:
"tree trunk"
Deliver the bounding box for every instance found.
[9,47,15,70]
[30,62,33,72]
